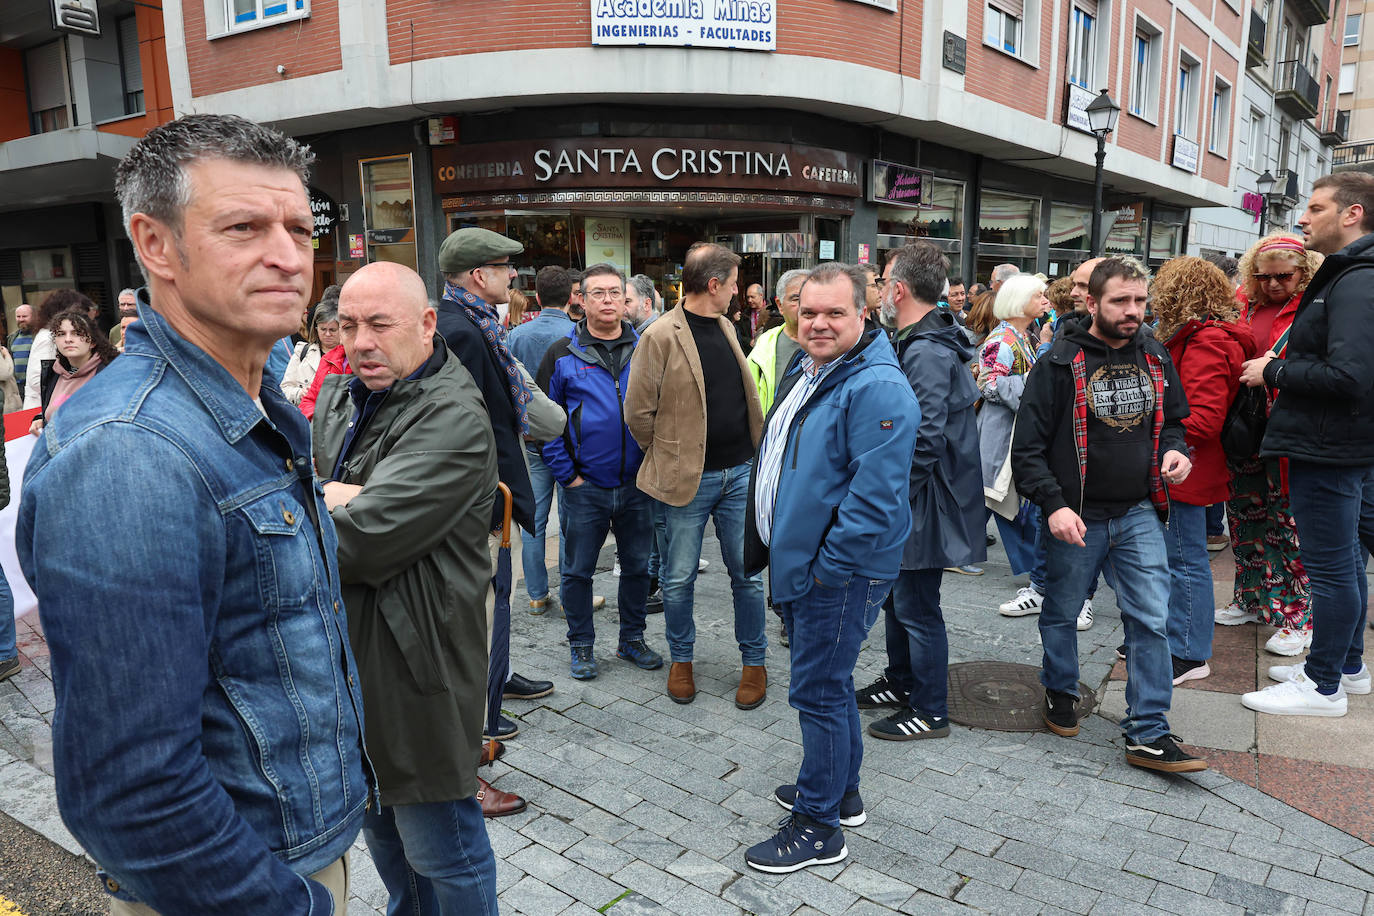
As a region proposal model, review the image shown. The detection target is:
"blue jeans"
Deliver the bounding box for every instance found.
[363,797,497,916]
[882,568,947,719]
[1286,461,1372,692]
[1206,502,1225,538]
[520,446,557,602]
[1164,501,1214,663]
[0,565,14,661]
[660,461,766,665]
[995,509,1047,592]
[647,500,666,582]
[777,577,890,828]
[1040,502,1173,743]
[561,481,651,648]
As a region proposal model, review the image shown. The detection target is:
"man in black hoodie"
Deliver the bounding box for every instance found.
[1012,257,1206,774]
[854,242,985,741]
[1239,172,1374,717]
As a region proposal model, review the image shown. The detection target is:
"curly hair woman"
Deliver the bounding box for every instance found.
[29,309,118,436]
[1219,234,1325,655]
[1152,257,1257,683]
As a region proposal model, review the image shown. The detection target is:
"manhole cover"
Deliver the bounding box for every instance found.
[947,661,1096,732]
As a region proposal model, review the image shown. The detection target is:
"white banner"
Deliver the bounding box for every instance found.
[2,419,38,622]
[590,0,776,51]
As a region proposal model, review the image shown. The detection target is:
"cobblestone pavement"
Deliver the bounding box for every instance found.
[3,531,1373,915]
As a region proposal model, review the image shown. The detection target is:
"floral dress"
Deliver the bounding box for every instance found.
[1225,294,1310,630]
[978,321,1041,576]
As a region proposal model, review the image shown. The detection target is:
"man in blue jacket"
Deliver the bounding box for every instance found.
[536,263,662,680]
[742,263,918,873]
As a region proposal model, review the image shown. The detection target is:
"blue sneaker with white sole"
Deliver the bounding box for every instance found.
[773,784,866,827]
[745,813,847,873]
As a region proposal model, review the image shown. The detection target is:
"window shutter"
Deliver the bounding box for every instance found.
[990,0,1026,19]
[119,17,142,93]
[24,40,67,113]
[1076,0,1099,19]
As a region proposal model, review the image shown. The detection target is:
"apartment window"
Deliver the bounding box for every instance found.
[1177,55,1200,139]
[1277,121,1292,171]
[1209,79,1231,154]
[1247,109,1266,170]
[227,0,308,32]
[1130,25,1161,119]
[1346,12,1361,46]
[116,16,144,116]
[1341,62,1357,94]
[1067,2,1097,88]
[24,40,71,134]
[986,0,1023,55]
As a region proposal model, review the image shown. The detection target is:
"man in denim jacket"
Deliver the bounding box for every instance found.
[17,115,371,914]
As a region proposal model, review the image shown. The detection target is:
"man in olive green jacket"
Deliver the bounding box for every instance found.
[312,262,500,915]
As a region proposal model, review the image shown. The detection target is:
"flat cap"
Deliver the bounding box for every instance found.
[438,227,524,273]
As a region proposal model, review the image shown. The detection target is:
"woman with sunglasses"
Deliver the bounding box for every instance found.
[1217,234,1325,656]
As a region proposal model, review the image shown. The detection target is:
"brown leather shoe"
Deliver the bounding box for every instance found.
[667,661,696,704]
[477,776,526,818]
[478,740,506,766]
[736,665,767,710]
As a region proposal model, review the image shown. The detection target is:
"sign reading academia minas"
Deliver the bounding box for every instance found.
[433,138,863,197]
[590,0,776,51]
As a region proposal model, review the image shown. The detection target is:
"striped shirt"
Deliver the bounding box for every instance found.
[7,332,32,383]
[754,355,841,547]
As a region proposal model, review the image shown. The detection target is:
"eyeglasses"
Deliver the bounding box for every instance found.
[586,288,624,302]
[1254,272,1296,283]
[874,277,889,287]
[477,261,516,273]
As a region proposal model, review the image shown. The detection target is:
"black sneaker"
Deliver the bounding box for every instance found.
[503,673,555,700]
[1171,656,1211,685]
[482,714,520,741]
[855,676,909,709]
[645,588,664,614]
[1124,734,1208,773]
[1115,644,1127,661]
[1043,689,1080,737]
[774,784,866,827]
[0,656,18,684]
[867,707,950,741]
[744,813,847,873]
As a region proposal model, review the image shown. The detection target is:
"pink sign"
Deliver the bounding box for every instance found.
[857,243,871,264]
[1241,192,1264,223]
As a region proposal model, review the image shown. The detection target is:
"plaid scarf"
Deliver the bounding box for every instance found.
[443,280,532,435]
[1068,349,1170,518]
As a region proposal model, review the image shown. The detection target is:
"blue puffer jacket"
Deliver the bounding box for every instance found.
[536,321,645,488]
[744,329,919,604]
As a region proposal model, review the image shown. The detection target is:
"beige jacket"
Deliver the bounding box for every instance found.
[625,304,763,507]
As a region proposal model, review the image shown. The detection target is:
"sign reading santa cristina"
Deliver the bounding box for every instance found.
[590,0,776,51]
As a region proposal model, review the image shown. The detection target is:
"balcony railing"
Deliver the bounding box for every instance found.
[1319,109,1350,146]
[1247,9,1267,69]
[1273,169,1302,201]
[1334,143,1374,168]
[1274,60,1320,120]
[1286,0,1331,27]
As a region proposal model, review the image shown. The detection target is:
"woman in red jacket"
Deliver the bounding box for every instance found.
[1219,235,1325,657]
[1153,257,1256,684]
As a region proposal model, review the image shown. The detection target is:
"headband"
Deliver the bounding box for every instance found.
[1256,237,1305,255]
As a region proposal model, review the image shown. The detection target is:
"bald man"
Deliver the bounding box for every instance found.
[311,261,505,914]
[1069,257,1104,312]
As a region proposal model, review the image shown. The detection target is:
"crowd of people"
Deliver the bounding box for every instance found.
[5,112,1374,914]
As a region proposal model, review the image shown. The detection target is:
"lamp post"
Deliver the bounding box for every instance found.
[1086,90,1122,257]
[1256,169,1276,237]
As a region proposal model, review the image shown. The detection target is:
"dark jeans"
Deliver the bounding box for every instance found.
[882,568,948,719]
[1206,502,1225,538]
[777,577,891,828]
[561,480,652,648]
[363,797,498,916]
[1285,461,1373,691]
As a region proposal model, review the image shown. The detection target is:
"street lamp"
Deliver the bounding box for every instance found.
[1086,90,1121,257]
[1256,169,1276,236]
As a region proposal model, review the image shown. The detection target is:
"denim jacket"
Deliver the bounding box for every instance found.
[17,295,372,914]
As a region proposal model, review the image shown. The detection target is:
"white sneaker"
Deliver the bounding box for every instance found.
[1242,671,1347,717]
[999,586,1044,617]
[1268,662,1372,695]
[1076,599,1094,631]
[698,558,710,572]
[1264,627,1313,657]
[1214,605,1258,626]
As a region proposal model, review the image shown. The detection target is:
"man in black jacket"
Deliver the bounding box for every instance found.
[854,242,985,741]
[436,227,553,740]
[1012,257,1206,774]
[1240,172,1374,717]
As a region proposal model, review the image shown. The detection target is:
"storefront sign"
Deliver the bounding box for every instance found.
[308,187,338,240]
[857,243,871,264]
[51,0,100,37]
[427,117,457,146]
[366,228,414,245]
[1241,191,1264,222]
[1064,83,1095,135]
[942,32,966,74]
[1171,135,1199,173]
[584,217,631,275]
[348,234,366,259]
[590,0,775,51]
[818,240,835,259]
[869,160,930,210]
[433,138,861,197]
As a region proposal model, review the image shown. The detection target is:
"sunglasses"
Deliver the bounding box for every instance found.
[1254,272,1295,283]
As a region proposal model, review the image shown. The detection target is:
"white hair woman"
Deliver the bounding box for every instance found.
[977,275,1077,624]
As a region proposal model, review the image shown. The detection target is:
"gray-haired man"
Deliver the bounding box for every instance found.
[625,273,659,330]
[747,268,808,414]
